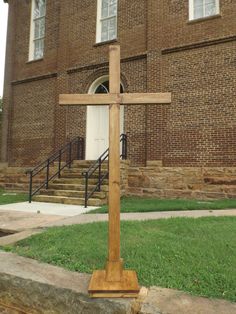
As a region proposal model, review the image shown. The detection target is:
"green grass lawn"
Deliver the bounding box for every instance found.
[0,189,27,205]
[4,217,236,302]
[89,197,236,213]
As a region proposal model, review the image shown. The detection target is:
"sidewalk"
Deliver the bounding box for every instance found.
[0,201,235,231]
[45,208,236,227]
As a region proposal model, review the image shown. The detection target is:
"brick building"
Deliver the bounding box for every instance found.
[1,0,236,200]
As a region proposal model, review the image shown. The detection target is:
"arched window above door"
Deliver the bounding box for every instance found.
[89,76,124,94]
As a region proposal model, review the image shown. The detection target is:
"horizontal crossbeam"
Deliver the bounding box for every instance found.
[59,93,171,106]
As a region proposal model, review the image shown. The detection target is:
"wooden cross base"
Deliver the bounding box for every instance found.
[88,270,140,298]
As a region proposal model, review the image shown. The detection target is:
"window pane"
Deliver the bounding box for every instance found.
[34,39,44,59]
[108,17,116,40]
[102,6,109,18]
[205,2,216,16]
[109,0,117,5]
[101,0,109,18]
[34,0,46,19]
[194,5,204,18]
[205,0,216,5]
[101,20,109,41]
[34,18,45,39]
[194,0,203,6]
[109,3,117,16]
[95,81,109,94]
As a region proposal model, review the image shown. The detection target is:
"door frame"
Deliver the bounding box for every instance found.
[86,76,124,160]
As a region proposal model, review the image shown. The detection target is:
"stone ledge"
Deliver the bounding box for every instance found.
[0,252,235,313]
[0,252,136,314]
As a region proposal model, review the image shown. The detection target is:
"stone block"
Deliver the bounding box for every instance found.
[0,252,135,314]
[146,160,163,167]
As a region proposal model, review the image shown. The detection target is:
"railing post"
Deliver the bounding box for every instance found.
[77,137,80,160]
[98,158,101,192]
[69,142,72,168]
[81,138,85,160]
[58,150,62,178]
[46,159,50,189]
[29,171,33,203]
[121,134,125,160]
[124,134,127,160]
[85,172,88,208]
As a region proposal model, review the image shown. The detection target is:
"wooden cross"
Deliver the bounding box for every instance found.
[59,45,171,298]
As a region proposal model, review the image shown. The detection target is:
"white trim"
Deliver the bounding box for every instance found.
[189,0,220,21]
[86,76,124,160]
[28,0,35,61]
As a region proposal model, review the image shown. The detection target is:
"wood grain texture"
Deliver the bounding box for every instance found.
[121,92,171,104]
[60,93,171,105]
[107,45,122,282]
[59,94,118,105]
[88,270,140,297]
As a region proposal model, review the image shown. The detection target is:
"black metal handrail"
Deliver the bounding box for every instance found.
[83,134,127,208]
[27,137,84,203]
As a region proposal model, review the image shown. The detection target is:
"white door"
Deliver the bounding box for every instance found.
[86,105,109,160]
[86,77,124,160]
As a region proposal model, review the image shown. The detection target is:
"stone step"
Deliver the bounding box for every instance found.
[204,177,236,185]
[33,195,105,206]
[61,169,107,179]
[48,183,109,192]
[52,178,109,185]
[60,172,108,179]
[71,161,108,169]
[71,163,108,172]
[41,189,107,199]
[63,167,108,174]
[70,164,108,171]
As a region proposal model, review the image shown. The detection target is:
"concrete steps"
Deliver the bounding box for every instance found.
[33,195,106,206]
[34,160,109,206]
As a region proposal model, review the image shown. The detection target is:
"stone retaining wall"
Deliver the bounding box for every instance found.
[0,165,29,192]
[127,161,236,200]
[121,160,130,196]
[0,164,58,193]
[1,161,236,200]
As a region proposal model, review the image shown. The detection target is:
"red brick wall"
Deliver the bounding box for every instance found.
[2,0,236,167]
[10,78,57,166]
[146,0,236,166]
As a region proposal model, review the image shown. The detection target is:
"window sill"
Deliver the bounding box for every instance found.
[187,14,221,24]
[26,58,44,64]
[94,39,118,47]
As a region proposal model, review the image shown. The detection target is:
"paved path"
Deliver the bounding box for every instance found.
[0,201,95,217]
[45,209,236,227]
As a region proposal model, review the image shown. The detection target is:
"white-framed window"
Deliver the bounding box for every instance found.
[96,0,118,43]
[29,0,46,61]
[189,0,220,20]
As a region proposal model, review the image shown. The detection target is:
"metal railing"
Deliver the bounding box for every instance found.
[27,137,84,203]
[83,134,127,207]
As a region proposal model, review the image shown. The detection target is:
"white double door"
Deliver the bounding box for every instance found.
[86,105,124,160]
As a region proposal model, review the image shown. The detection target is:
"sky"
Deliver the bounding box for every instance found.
[0,2,8,97]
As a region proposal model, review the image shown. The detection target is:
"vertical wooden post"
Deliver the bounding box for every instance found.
[106,45,123,282]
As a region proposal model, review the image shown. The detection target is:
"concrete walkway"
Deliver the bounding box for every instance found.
[45,208,236,227]
[0,201,96,217]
